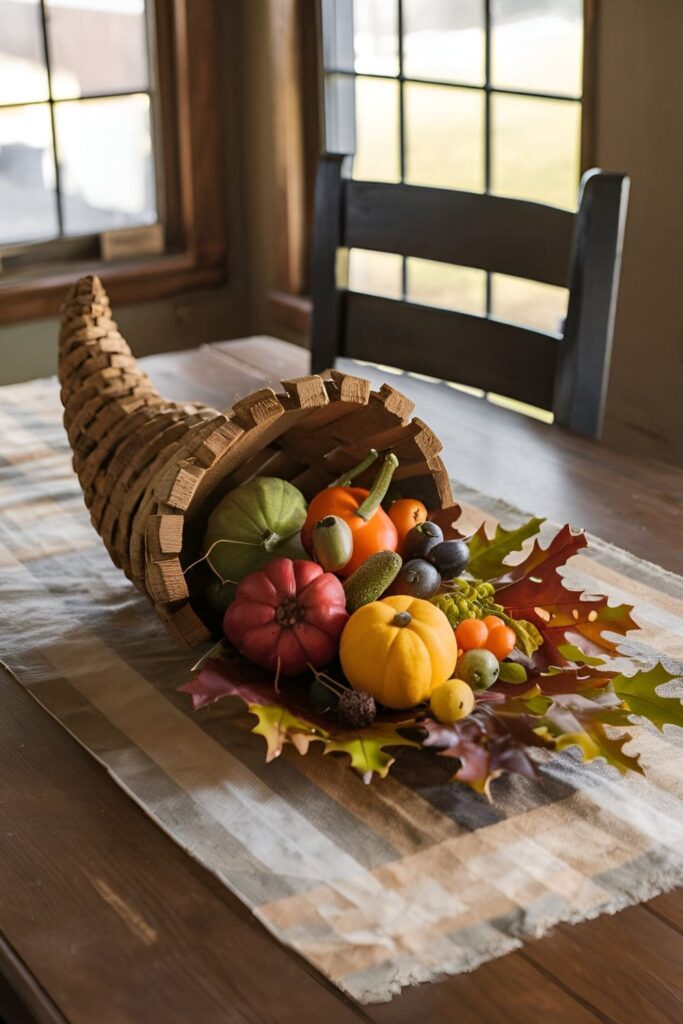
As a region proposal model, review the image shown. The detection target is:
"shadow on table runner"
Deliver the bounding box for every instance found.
[1,377,683,1003]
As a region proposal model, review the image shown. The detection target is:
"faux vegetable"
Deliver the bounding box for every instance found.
[339,595,457,709]
[312,515,353,572]
[343,550,403,613]
[203,477,307,584]
[223,557,348,676]
[302,453,399,577]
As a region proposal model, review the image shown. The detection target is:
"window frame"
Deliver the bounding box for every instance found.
[269,0,597,332]
[0,0,227,325]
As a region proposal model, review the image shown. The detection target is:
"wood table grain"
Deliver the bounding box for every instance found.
[2,337,682,1024]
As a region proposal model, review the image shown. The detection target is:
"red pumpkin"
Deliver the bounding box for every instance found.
[223,558,348,676]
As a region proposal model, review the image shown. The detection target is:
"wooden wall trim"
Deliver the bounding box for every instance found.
[268,0,322,327]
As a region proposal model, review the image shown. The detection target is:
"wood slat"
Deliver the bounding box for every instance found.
[344,292,560,410]
[344,179,575,287]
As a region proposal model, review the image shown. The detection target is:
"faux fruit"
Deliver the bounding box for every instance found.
[455,618,489,651]
[312,515,353,573]
[392,558,441,599]
[301,453,399,577]
[402,520,443,561]
[430,678,475,723]
[457,648,500,692]
[343,549,403,613]
[428,539,470,579]
[482,614,504,631]
[485,624,516,660]
[339,595,457,709]
[203,477,307,585]
[389,498,428,554]
[223,557,348,676]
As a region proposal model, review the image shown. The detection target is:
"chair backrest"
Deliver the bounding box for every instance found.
[310,154,629,438]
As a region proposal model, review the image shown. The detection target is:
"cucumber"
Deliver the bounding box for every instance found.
[343,550,402,613]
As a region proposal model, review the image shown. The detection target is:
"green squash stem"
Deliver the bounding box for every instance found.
[355,453,399,522]
[328,449,379,488]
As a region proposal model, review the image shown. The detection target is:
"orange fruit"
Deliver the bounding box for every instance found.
[455,618,488,651]
[482,614,504,631]
[485,625,516,659]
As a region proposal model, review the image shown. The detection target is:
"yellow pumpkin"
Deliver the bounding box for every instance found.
[339,595,457,710]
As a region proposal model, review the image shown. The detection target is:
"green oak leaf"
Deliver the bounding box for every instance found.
[249,704,329,762]
[467,516,545,581]
[611,663,683,730]
[324,723,419,781]
[556,722,644,775]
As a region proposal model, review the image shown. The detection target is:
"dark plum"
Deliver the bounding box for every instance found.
[428,539,470,579]
[392,558,441,599]
[402,520,444,560]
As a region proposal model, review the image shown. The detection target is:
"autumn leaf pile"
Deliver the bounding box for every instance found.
[181,512,682,796]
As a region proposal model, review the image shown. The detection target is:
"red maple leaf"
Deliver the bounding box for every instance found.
[492,525,638,664]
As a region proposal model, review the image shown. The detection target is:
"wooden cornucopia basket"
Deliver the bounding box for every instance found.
[59,276,453,647]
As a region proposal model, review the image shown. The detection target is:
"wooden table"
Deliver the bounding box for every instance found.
[2,338,682,1024]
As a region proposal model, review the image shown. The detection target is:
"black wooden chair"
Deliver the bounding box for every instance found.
[309,154,629,438]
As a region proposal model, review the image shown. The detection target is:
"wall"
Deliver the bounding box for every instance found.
[596,0,683,466]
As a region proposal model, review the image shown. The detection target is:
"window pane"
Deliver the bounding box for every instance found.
[348,249,402,299]
[491,93,580,208]
[353,76,400,182]
[354,0,398,76]
[47,0,149,100]
[0,0,49,103]
[491,0,582,98]
[405,83,484,192]
[403,0,485,86]
[55,94,156,236]
[0,104,58,245]
[491,274,568,333]
[407,258,486,316]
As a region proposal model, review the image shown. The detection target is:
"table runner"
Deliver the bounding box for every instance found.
[1,375,682,1004]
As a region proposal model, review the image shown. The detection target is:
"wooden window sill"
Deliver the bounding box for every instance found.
[0,253,226,325]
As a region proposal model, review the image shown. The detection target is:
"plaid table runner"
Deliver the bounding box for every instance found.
[1,375,682,1004]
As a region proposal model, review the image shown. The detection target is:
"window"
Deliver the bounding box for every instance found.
[0,0,227,323]
[322,0,585,336]
[1,0,156,248]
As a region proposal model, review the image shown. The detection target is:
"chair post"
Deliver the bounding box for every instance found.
[554,169,630,438]
[309,154,348,374]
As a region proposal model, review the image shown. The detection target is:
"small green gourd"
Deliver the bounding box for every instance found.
[312,515,353,572]
[342,550,402,613]
[202,476,307,584]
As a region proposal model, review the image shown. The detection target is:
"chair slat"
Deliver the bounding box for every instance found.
[344,292,559,410]
[344,180,575,288]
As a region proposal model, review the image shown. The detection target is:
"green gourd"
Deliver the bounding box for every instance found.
[202,476,307,584]
[342,550,402,613]
[312,515,353,572]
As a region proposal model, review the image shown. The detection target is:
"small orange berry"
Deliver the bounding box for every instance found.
[482,614,504,631]
[485,625,516,659]
[455,618,489,651]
